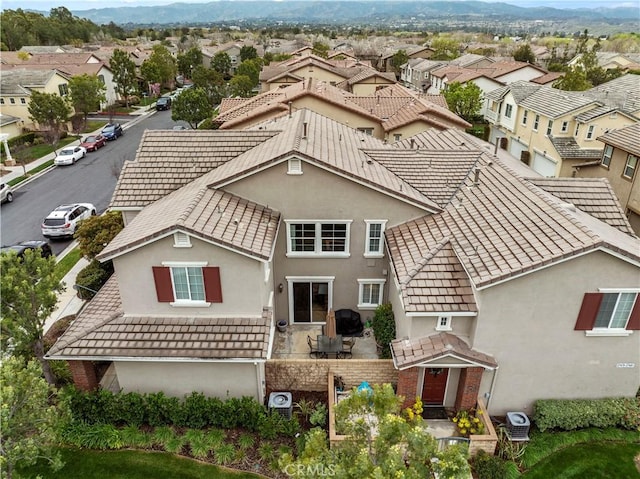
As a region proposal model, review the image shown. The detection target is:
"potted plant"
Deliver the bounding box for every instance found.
[277,319,288,333]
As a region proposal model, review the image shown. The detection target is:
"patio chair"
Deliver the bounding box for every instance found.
[338,337,356,359]
[307,335,321,358]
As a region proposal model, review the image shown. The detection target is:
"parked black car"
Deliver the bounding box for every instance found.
[1,240,53,259]
[156,97,171,110]
[102,123,123,140]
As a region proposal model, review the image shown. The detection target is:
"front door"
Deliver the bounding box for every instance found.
[291,281,329,323]
[422,368,449,405]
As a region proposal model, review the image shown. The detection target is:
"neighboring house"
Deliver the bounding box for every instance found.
[571,123,640,234]
[426,65,503,97]
[484,81,637,177]
[214,79,470,140]
[584,74,640,119]
[0,68,71,131]
[400,58,445,92]
[259,53,394,94]
[568,52,640,72]
[0,113,23,139]
[47,110,640,416]
[379,45,435,73]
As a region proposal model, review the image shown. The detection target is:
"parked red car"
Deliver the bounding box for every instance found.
[80,134,107,152]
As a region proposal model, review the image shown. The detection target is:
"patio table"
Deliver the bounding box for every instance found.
[317,334,344,358]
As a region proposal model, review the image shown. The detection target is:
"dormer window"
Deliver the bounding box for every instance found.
[436,316,452,331]
[173,232,191,248]
[288,158,302,175]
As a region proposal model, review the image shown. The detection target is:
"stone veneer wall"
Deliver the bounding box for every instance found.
[68,360,98,391]
[266,359,397,392]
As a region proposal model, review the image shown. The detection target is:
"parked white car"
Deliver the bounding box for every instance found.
[41,203,96,238]
[0,183,13,204]
[54,146,86,166]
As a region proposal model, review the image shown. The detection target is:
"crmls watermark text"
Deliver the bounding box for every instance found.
[283,464,337,476]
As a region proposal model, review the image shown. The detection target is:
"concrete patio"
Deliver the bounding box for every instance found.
[271,324,379,359]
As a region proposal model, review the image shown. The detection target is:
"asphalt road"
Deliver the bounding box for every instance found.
[1,110,186,255]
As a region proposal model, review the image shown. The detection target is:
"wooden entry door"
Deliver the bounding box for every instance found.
[422,368,449,405]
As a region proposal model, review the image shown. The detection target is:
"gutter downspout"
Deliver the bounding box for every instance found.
[486,366,499,411]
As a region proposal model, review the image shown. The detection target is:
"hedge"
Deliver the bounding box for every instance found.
[533,397,640,432]
[62,388,300,439]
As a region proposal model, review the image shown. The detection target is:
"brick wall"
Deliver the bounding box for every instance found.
[265,359,397,393]
[68,360,98,391]
[396,367,419,409]
[455,367,484,411]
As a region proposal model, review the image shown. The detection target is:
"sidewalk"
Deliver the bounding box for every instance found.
[1,105,154,184]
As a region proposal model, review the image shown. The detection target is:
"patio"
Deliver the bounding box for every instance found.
[271,324,379,359]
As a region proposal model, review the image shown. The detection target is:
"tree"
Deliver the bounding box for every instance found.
[443,81,482,122]
[312,41,330,58]
[431,37,460,60]
[68,74,106,126]
[391,49,409,76]
[176,46,203,79]
[0,358,68,479]
[236,58,262,87]
[110,48,138,108]
[27,90,71,146]
[552,67,592,91]
[229,74,254,98]
[212,51,232,78]
[240,45,258,62]
[192,65,226,105]
[171,87,213,129]
[280,384,470,479]
[75,210,124,260]
[141,44,176,90]
[1,249,65,385]
[513,44,536,64]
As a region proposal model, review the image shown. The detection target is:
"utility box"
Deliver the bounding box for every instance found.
[268,392,293,419]
[506,412,530,441]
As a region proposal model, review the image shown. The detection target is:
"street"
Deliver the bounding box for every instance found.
[0,110,184,255]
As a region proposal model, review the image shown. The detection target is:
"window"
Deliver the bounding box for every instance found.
[624,154,637,179]
[574,291,639,336]
[586,125,595,140]
[358,279,385,309]
[546,120,553,136]
[364,220,387,257]
[575,123,580,136]
[601,145,613,168]
[357,128,373,136]
[10,98,15,104]
[533,114,540,131]
[286,221,351,257]
[287,158,302,175]
[505,104,513,119]
[58,84,68,97]
[153,263,222,305]
[394,134,402,141]
[20,98,26,104]
[560,121,568,133]
[436,316,452,331]
[98,74,105,84]
[522,110,528,125]
[0,99,3,104]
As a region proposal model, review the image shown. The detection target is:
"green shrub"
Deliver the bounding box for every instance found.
[471,450,509,479]
[533,397,640,432]
[146,392,179,427]
[372,303,396,359]
[75,260,114,300]
[197,118,215,130]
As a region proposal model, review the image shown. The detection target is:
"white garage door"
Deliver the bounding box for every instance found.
[509,138,528,161]
[532,152,557,177]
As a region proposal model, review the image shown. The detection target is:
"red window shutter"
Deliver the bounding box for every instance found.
[626,294,640,330]
[203,266,223,303]
[152,266,174,302]
[574,293,602,330]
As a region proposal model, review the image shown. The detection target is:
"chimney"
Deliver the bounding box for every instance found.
[302,122,308,138]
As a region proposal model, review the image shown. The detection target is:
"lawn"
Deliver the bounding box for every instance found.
[19,448,267,479]
[522,441,640,479]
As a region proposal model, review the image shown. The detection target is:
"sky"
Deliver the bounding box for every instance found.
[2,0,636,12]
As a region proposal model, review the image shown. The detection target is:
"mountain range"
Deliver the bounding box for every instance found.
[57,1,639,27]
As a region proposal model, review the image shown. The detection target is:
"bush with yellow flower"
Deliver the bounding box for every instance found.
[452,408,485,437]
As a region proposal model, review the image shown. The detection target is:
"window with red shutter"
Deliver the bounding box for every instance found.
[576,291,639,333]
[574,293,602,330]
[153,266,174,302]
[203,266,223,303]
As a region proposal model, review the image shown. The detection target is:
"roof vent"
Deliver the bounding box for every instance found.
[473,168,481,185]
[302,122,308,138]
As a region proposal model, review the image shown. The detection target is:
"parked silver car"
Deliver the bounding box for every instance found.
[41,203,96,238]
[0,183,13,204]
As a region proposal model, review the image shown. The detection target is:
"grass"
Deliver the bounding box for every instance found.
[19,447,266,479]
[54,248,83,281]
[521,441,640,479]
[84,120,108,133]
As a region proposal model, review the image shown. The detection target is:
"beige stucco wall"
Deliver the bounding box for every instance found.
[497,67,543,84]
[351,79,394,96]
[290,66,345,84]
[293,97,382,137]
[112,234,266,316]
[115,360,263,400]
[0,120,23,139]
[224,159,430,324]
[472,251,640,415]
[574,114,636,150]
[408,315,476,344]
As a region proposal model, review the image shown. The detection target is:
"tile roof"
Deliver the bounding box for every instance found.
[528,177,636,236]
[597,122,640,157]
[474,60,546,79]
[385,140,640,291]
[100,186,280,261]
[484,80,542,103]
[574,105,617,122]
[449,54,492,68]
[391,332,497,370]
[548,136,603,160]
[531,71,564,85]
[110,130,279,209]
[0,68,63,95]
[46,276,271,360]
[585,74,640,115]
[520,87,600,118]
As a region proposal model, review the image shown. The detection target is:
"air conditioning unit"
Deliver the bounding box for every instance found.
[268,392,293,419]
[506,412,530,441]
